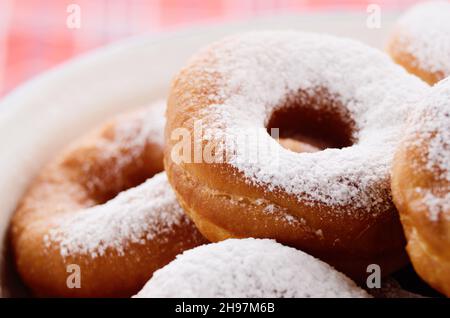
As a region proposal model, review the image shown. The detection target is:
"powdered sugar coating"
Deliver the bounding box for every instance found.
[40,99,173,258]
[395,1,450,76]
[134,238,370,298]
[45,172,189,258]
[404,77,450,221]
[115,99,166,148]
[194,31,428,213]
[76,99,166,195]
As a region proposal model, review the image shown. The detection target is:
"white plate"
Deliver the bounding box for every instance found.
[0,13,398,297]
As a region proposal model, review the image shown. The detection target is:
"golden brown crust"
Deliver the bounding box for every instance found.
[164,40,408,280]
[166,155,406,280]
[386,30,444,85]
[278,138,320,153]
[13,215,205,297]
[10,105,207,297]
[392,132,450,297]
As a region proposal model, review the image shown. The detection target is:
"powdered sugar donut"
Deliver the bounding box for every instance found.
[134,238,371,298]
[165,31,428,279]
[387,1,450,84]
[392,77,450,296]
[10,101,207,297]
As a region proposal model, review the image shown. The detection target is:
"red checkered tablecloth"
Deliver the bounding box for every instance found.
[0,0,420,96]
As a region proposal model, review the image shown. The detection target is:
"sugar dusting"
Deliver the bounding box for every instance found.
[396,1,450,76]
[192,31,428,214]
[45,172,188,258]
[41,100,187,258]
[78,99,166,195]
[114,99,166,149]
[405,77,450,221]
[134,238,371,298]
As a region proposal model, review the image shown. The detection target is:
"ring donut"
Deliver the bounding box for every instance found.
[135,239,371,298]
[387,1,450,84]
[392,77,450,297]
[10,101,207,297]
[165,31,428,279]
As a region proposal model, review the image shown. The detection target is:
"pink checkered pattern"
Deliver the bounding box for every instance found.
[0,0,420,96]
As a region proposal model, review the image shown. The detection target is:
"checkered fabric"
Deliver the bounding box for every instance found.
[0,0,419,96]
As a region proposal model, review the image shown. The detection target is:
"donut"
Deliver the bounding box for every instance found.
[278,137,321,153]
[387,1,450,85]
[10,101,207,297]
[391,77,450,297]
[134,238,371,298]
[165,31,429,279]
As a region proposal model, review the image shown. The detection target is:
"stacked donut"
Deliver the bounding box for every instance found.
[387,1,450,85]
[391,78,450,296]
[388,0,450,297]
[9,2,450,298]
[10,102,208,297]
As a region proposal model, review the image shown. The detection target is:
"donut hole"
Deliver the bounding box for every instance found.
[92,163,163,204]
[86,158,164,205]
[266,90,356,152]
[64,134,165,206]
